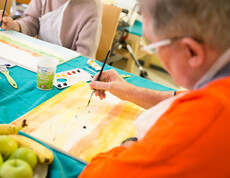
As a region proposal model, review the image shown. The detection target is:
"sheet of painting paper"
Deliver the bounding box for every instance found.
[12,81,145,162]
[0,30,80,72]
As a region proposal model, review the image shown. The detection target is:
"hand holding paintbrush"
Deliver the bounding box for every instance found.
[0,0,7,28]
[0,0,20,31]
[86,50,111,107]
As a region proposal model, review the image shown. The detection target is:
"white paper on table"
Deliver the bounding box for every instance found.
[0,30,81,72]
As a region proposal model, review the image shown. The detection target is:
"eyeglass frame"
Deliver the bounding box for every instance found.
[142,37,202,53]
[142,37,183,52]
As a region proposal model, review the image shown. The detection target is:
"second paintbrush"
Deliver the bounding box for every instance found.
[86,50,111,107]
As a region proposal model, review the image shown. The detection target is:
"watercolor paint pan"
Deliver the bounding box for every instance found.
[53,68,94,89]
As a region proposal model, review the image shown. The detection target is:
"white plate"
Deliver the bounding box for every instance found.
[33,162,48,178]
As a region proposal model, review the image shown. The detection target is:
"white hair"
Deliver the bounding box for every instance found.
[140,0,230,51]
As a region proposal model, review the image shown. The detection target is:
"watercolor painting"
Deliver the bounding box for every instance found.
[12,81,145,162]
[0,30,80,72]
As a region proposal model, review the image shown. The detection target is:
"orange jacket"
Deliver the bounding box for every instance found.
[79,77,230,178]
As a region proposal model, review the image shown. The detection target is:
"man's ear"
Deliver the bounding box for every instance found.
[181,38,205,68]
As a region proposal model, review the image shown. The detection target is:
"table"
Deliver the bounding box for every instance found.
[115,20,151,73]
[125,21,163,70]
[0,55,175,177]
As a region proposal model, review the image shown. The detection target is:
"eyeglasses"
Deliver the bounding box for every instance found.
[142,37,184,53]
[142,36,202,53]
[142,39,172,52]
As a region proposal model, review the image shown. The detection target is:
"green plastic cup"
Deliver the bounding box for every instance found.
[37,56,58,90]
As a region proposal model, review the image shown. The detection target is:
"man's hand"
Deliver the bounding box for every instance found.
[89,69,134,101]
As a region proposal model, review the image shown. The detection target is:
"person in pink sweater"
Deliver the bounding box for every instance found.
[0,0,102,59]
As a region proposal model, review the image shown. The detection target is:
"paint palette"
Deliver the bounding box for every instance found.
[53,68,93,89]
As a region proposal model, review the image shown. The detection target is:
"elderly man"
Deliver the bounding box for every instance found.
[79,0,230,177]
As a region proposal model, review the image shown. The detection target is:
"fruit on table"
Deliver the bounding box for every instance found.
[0,120,27,135]
[0,159,33,178]
[0,134,52,177]
[0,135,18,159]
[9,135,54,165]
[9,147,38,170]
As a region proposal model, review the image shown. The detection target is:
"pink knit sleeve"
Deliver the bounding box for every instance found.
[75,17,102,59]
[16,0,42,37]
[71,0,102,59]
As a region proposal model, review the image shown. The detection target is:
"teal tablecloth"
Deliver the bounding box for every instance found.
[0,55,174,177]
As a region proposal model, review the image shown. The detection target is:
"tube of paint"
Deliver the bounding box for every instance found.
[87,59,101,71]
[37,56,58,90]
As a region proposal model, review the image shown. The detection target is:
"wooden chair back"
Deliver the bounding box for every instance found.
[16,0,31,5]
[96,4,121,61]
[0,0,12,15]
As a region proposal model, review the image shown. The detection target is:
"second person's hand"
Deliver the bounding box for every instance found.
[0,10,20,31]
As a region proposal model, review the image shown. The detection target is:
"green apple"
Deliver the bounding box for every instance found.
[9,147,38,169]
[0,135,18,159]
[0,154,3,166]
[0,159,33,178]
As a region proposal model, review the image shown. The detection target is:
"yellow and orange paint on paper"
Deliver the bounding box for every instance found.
[12,81,145,162]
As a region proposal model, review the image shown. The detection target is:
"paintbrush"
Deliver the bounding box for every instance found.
[86,50,111,107]
[0,0,7,28]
